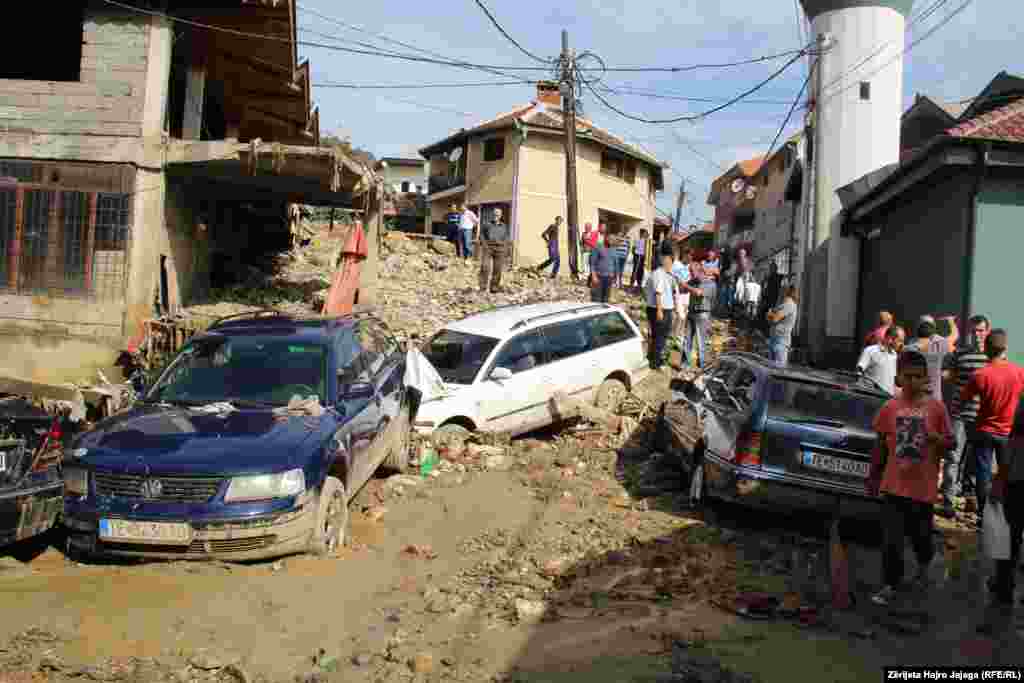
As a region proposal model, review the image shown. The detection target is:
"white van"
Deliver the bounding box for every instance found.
[413,302,649,437]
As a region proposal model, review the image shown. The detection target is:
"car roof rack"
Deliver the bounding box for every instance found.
[510,303,613,331]
[208,309,294,330]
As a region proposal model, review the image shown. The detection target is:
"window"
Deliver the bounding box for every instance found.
[859,81,871,101]
[766,378,887,432]
[705,361,736,405]
[590,312,636,349]
[0,3,84,81]
[483,137,505,162]
[493,331,547,375]
[541,319,592,362]
[601,151,637,183]
[732,368,759,409]
[424,330,500,385]
[401,181,411,193]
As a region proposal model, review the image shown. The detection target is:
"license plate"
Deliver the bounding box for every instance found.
[802,452,869,478]
[99,518,192,545]
[0,451,6,472]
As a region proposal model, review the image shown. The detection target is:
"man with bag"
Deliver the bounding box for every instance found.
[988,394,1024,607]
[868,349,954,606]
[960,329,1024,529]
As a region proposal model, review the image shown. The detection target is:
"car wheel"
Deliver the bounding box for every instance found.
[309,476,348,557]
[382,404,412,472]
[595,377,628,413]
[436,422,472,438]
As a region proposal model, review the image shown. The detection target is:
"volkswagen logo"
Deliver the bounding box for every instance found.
[141,478,163,499]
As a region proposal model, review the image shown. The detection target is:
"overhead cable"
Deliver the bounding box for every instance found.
[761,60,815,167]
[313,80,533,89]
[473,0,551,64]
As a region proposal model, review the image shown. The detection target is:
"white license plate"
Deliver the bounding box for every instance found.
[0,452,6,472]
[99,518,192,545]
[802,452,869,478]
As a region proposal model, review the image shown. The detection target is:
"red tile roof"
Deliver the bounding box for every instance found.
[737,157,766,177]
[947,97,1024,142]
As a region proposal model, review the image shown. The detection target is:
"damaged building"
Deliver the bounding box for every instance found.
[0,0,377,383]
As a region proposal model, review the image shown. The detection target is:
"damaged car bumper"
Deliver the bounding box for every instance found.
[0,479,63,547]
[703,451,883,523]
[64,492,318,561]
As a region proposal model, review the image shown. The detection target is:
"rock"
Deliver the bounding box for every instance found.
[402,544,438,560]
[541,558,567,578]
[386,474,422,489]
[429,239,456,256]
[222,664,251,683]
[365,506,388,522]
[38,654,66,672]
[514,599,548,623]
[351,653,373,667]
[485,455,513,471]
[441,656,456,667]
[189,650,241,670]
[409,653,435,674]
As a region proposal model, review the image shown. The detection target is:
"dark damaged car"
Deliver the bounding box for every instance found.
[0,398,65,550]
[63,311,412,561]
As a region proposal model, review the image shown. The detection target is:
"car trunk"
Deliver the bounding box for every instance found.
[758,377,884,493]
[0,398,58,491]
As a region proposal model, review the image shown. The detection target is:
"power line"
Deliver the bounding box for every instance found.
[667,129,728,173]
[599,85,795,106]
[313,79,532,89]
[473,0,550,64]
[761,60,815,167]
[581,50,808,124]
[592,47,810,73]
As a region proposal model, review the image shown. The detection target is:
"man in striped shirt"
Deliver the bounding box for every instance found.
[939,314,991,518]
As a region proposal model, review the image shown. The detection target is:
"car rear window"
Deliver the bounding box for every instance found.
[424,330,500,384]
[766,377,887,432]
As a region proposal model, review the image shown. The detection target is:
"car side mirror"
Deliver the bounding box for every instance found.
[340,381,374,400]
[490,367,513,382]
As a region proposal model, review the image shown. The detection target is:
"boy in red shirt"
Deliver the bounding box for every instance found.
[960,329,1024,528]
[870,349,954,606]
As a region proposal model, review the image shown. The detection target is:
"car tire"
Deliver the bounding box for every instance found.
[382,404,412,472]
[436,422,472,438]
[595,377,628,413]
[309,476,348,558]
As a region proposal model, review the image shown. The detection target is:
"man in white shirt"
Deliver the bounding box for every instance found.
[856,326,905,395]
[744,279,761,320]
[458,204,479,260]
[644,251,676,371]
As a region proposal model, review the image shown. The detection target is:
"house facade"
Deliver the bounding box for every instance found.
[419,83,666,266]
[0,1,371,382]
[749,134,806,283]
[843,73,1024,366]
[377,158,428,232]
[707,157,764,254]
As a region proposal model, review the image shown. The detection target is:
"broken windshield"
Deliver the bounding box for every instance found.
[146,337,328,406]
[423,330,500,385]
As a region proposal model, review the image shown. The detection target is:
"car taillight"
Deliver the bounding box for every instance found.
[735,430,762,468]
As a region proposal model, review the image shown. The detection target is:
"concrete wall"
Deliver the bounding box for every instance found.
[0,9,165,164]
[466,131,515,206]
[516,133,657,266]
[974,175,1024,366]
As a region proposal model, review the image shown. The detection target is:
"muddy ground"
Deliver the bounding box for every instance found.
[0,229,1019,682]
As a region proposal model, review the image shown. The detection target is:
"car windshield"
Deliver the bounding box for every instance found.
[423,330,500,384]
[766,377,886,433]
[146,336,328,406]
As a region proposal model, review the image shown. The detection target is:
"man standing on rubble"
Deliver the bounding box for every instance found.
[458,203,479,260]
[479,207,511,294]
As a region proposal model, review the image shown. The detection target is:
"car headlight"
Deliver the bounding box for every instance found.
[224,468,306,503]
[64,467,89,497]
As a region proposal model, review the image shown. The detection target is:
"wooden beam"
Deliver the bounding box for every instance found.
[183,50,208,140]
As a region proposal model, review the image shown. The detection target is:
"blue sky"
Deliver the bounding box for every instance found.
[296,0,1009,224]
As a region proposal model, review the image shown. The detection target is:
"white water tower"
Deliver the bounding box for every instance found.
[800,0,913,349]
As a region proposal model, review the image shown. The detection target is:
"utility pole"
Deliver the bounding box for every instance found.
[560,30,580,255]
[673,178,686,234]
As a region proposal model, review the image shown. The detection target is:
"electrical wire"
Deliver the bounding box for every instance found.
[668,129,728,173]
[581,50,808,124]
[313,80,533,89]
[598,85,794,106]
[590,47,810,73]
[761,60,815,167]
[473,0,550,64]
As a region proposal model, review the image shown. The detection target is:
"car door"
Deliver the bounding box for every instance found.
[365,319,406,468]
[536,318,594,401]
[587,311,643,397]
[702,361,747,461]
[335,324,381,493]
[480,329,552,435]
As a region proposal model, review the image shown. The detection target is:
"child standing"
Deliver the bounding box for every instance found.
[869,349,954,606]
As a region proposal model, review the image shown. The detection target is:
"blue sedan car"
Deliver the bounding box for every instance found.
[63,310,411,561]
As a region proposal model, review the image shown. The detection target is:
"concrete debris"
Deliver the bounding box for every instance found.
[514,598,548,623]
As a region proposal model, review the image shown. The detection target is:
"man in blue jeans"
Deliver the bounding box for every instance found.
[589,241,616,303]
[684,254,715,370]
[644,251,675,370]
[765,285,798,366]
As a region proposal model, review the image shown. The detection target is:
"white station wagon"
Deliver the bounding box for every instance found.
[414,302,649,437]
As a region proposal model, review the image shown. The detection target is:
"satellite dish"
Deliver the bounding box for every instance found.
[745,186,757,200]
[449,148,463,162]
[731,178,744,194]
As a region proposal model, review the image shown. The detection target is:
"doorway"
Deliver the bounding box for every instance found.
[159,255,170,315]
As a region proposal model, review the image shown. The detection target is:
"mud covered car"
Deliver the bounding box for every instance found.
[0,398,65,550]
[654,352,889,523]
[63,311,412,561]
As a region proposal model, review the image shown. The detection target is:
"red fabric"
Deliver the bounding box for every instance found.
[961,360,1024,436]
[322,224,368,317]
[865,324,889,348]
[873,396,953,504]
[584,228,599,249]
[341,222,369,259]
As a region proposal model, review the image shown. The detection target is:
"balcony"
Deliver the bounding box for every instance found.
[428,175,466,196]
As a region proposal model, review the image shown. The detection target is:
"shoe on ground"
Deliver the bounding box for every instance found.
[871,585,896,606]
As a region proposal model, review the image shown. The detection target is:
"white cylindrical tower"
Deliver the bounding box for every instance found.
[801,0,913,344]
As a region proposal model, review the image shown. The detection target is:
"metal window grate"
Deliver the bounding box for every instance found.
[0,190,14,287]
[93,193,130,301]
[0,161,43,184]
[19,190,52,294]
[60,191,89,295]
